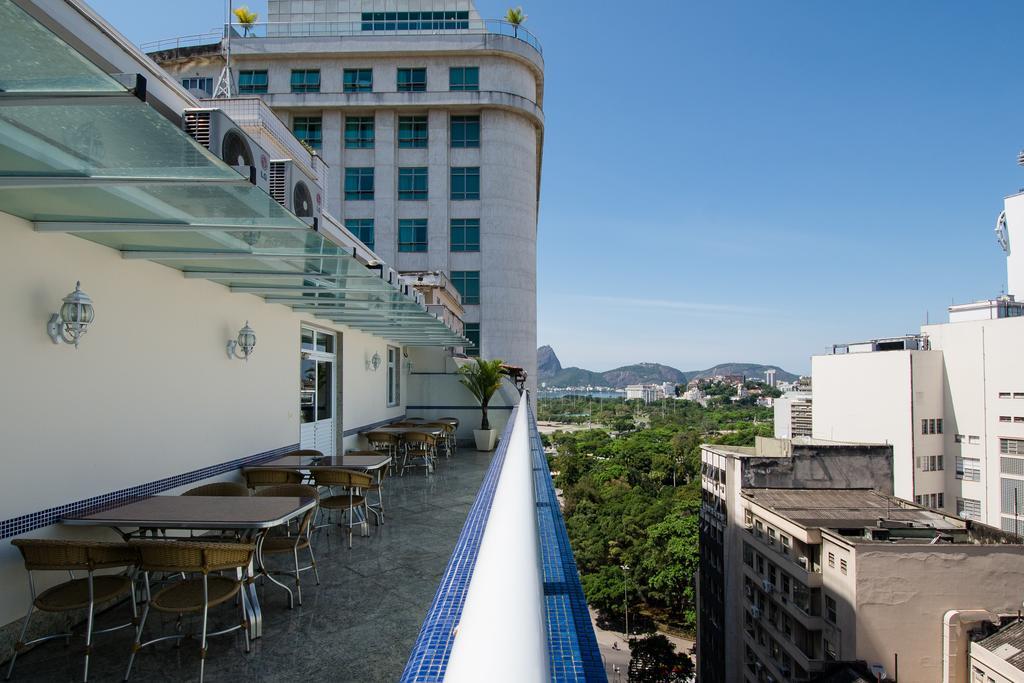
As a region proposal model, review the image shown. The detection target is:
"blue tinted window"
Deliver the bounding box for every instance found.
[449,67,479,91]
[292,116,322,150]
[398,167,428,200]
[450,219,480,252]
[399,219,428,252]
[451,167,480,200]
[344,168,374,200]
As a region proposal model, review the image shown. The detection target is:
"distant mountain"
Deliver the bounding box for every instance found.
[537,345,562,377]
[537,347,799,389]
[688,363,799,384]
[601,363,689,387]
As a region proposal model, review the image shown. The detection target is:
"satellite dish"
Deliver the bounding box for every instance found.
[997,210,1010,255]
[222,130,253,170]
[292,181,313,217]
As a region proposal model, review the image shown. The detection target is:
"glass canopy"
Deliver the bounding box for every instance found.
[0,2,465,346]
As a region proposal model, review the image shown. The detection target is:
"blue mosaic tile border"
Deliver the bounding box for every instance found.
[0,443,299,541]
[400,399,606,682]
[400,402,519,682]
[528,402,605,681]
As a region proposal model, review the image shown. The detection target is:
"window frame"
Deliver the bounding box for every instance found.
[450,166,480,200]
[449,66,480,91]
[398,167,429,201]
[238,69,268,94]
[343,68,373,93]
[398,218,428,252]
[397,67,427,92]
[398,115,429,148]
[386,346,400,407]
[463,322,480,357]
[346,218,374,251]
[450,218,480,252]
[344,116,375,149]
[181,77,213,96]
[344,167,375,201]
[290,69,321,93]
[450,115,481,148]
[292,116,323,150]
[450,270,480,305]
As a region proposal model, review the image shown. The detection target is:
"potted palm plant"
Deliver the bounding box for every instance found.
[505,6,527,38]
[458,358,505,451]
[233,6,258,37]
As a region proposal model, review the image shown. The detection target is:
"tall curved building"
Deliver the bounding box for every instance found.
[150,0,544,393]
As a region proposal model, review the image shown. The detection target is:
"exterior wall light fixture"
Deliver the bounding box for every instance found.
[47,281,94,348]
[227,321,257,360]
[366,351,382,371]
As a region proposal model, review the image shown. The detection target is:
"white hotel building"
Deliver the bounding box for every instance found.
[812,166,1024,534]
[148,0,545,394]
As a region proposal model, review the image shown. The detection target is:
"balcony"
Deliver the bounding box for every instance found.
[4,395,603,680]
[143,19,544,64]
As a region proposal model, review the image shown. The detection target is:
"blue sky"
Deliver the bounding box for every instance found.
[90,0,1024,374]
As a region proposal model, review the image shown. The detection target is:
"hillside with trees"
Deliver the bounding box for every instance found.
[541,396,772,647]
[537,346,799,388]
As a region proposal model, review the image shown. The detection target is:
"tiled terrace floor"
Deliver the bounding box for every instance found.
[3,449,493,683]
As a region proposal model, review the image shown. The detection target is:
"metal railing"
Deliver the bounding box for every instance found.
[141,31,223,53]
[142,19,542,57]
[443,392,548,681]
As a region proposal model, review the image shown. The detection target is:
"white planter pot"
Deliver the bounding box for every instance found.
[473,429,497,451]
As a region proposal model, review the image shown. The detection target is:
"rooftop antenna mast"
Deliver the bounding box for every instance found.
[213,0,234,98]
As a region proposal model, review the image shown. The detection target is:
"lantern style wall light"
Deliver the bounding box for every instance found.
[365,351,382,371]
[227,321,257,361]
[47,281,95,348]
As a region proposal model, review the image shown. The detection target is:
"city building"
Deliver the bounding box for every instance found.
[698,437,895,683]
[625,384,659,403]
[969,618,1024,683]
[0,2,600,680]
[774,391,813,439]
[765,368,777,387]
[699,438,1024,682]
[148,0,545,394]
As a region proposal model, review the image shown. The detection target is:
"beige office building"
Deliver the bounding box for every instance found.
[149,0,545,394]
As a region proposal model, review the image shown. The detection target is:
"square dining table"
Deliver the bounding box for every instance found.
[63,495,316,638]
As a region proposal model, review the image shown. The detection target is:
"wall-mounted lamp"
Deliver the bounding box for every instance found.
[365,351,382,371]
[227,321,257,361]
[47,281,94,348]
[403,348,413,373]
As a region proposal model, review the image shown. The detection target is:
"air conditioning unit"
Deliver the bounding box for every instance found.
[751,607,762,619]
[797,556,809,570]
[744,524,754,532]
[762,579,775,593]
[269,159,322,229]
[183,108,270,193]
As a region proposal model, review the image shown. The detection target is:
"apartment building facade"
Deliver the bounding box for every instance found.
[700,433,1024,683]
[773,392,813,439]
[698,438,894,683]
[149,0,544,393]
[813,307,1024,532]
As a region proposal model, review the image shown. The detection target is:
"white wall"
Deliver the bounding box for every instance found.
[812,351,943,500]
[925,315,1024,529]
[0,210,414,627]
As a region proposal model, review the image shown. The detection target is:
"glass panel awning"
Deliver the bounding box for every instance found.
[0,2,466,347]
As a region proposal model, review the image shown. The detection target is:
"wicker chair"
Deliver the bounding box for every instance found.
[423,422,455,458]
[182,482,250,497]
[402,417,426,424]
[310,469,373,548]
[124,540,255,683]
[363,432,400,465]
[402,432,438,476]
[344,450,390,523]
[242,468,303,492]
[253,484,320,607]
[6,539,138,682]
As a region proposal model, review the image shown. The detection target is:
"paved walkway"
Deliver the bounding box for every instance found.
[3,450,493,682]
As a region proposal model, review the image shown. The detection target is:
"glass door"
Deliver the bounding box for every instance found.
[299,327,337,456]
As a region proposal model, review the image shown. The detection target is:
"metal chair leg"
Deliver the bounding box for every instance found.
[308,543,321,585]
[199,575,209,683]
[124,575,152,682]
[292,547,303,606]
[5,602,35,681]
[82,573,95,682]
